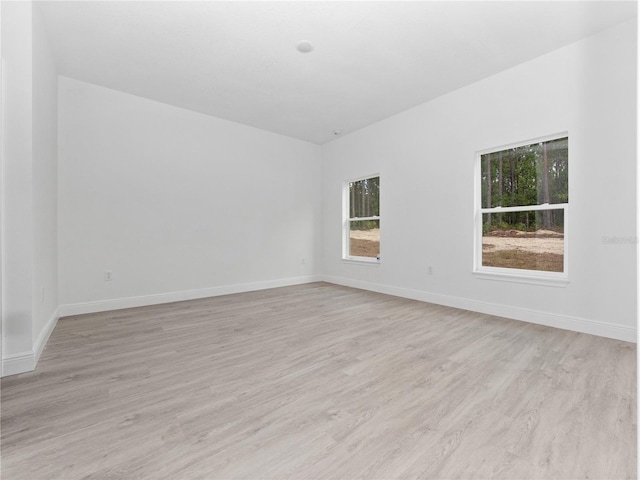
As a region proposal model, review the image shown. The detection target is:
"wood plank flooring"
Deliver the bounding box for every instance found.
[1,282,636,479]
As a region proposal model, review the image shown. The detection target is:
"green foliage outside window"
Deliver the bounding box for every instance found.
[481,137,568,232]
[349,176,380,230]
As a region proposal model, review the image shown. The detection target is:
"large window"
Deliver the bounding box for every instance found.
[476,136,568,279]
[344,175,380,261]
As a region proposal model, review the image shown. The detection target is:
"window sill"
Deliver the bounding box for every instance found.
[473,270,569,287]
[342,257,381,266]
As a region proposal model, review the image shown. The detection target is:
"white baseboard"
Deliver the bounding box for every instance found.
[2,308,59,377]
[34,308,59,363]
[59,275,322,317]
[321,275,637,343]
[2,351,35,377]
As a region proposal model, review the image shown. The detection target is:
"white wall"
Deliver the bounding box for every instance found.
[2,2,35,362]
[32,4,59,358]
[58,77,322,312]
[1,2,59,375]
[321,19,637,342]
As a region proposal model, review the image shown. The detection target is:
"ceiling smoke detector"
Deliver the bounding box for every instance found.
[296,40,314,53]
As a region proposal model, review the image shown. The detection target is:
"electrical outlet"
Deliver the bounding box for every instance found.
[104,271,113,281]
[301,258,306,265]
[428,266,433,275]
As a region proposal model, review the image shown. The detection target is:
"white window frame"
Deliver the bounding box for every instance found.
[343,174,380,264]
[473,134,569,286]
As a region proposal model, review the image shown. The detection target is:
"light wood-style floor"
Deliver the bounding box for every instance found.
[1,282,636,479]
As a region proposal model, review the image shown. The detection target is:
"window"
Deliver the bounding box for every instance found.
[475,135,568,280]
[344,175,380,261]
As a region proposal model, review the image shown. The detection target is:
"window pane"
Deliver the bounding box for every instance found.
[349,219,380,258]
[349,176,380,218]
[481,137,568,209]
[482,210,564,272]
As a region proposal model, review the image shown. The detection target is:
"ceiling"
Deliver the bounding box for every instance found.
[38,1,637,145]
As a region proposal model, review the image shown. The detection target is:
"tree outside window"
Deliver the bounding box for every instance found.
[345,176,380,260]
[478,136,568,275]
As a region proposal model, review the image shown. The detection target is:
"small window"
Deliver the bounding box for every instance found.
[344,176,380,261]
[476,136,568,280]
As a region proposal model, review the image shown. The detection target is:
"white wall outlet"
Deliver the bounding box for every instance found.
[301,258,306,265]
[104,270,113,281]
[428,266,433,275]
